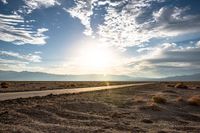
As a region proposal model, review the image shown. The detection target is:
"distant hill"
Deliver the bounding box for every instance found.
[0,70,200,81]
[161,73,200,81]
[0,70,133,81]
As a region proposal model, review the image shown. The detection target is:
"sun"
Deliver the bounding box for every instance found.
[72,41,117,74]
[78,44,114,69]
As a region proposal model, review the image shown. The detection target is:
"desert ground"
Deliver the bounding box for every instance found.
[0,81,137,93]
[0,82,200,133]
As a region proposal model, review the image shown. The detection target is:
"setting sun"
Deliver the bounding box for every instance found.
[75,42,115,72]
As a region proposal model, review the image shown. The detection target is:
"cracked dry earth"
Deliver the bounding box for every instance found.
[0,82,200,133]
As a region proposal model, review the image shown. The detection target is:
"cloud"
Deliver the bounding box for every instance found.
[0,50,43,72]
[21,0,60,14]
[0,58,28,65]
[0,50,42,62]
[0,58,28,71]
[130,43,200,77]
[152,6,200,36]
[64,0,161,47]
[98,2,200,49]
[65,0,200,50]
[0,13,48,45]
[196,40,200,48]
[64,0,94,36]
[1,0,7,4]
[0,58,44,72]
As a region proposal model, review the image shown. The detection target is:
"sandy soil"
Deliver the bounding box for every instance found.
[0,82,200,133]
[0,81,138,93]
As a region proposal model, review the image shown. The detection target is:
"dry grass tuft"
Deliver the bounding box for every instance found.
[111,112,122,118]
[1,82,9,88]
[134,96,145,103]
[176,96,184,102]
[148,103,162,111]
[195,86,200,89]
[175,83,189,89]
[40,86,47,89]
[70,84,76,87]
[187,95,200,106]
[138,102,162,111]
[166,84,174,88]
[152,95,167,104]
[141,119,153,124]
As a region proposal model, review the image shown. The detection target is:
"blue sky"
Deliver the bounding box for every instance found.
[0,0,200,78]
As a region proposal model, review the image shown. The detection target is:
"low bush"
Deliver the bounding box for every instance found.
[1,82,9,88]
[187,95,200,106]
[195,86,200,89]
[148,103,162,111]
[175,83,188,89]
[70,84,76,87]
[176,96,184,102]
[40,86,47,89]
[167,84,174,88]
[152,95,167,104]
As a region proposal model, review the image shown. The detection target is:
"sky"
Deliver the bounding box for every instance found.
[0,0,200,78]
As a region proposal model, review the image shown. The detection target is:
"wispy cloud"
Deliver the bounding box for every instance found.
[0,58,44,72]
[129,43,200,77]
[0,0,7,4]
[64,0,93,36]
[0,50,42,62]
[152,6,200,36]
[0,13,48,45]
[65,0,200,50]
[19,0,60,14]
[0,50,43,72]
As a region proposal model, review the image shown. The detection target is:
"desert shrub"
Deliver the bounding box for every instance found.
[167,84,174,88]
[176,96,184,102]
[196,86,200,89]
[152,95,167,104]
[111,112,121,118]
[134,96,145,103]
[141,119,153,124]
[175,83,188,89]
[138,102,162,111]
[148,103,162,111]
[187,95,200,106]
[1,82,9,88]
[70,84,76,87]
[40,86,47,89]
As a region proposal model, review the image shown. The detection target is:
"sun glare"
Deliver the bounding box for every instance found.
[73,41,117,73]
[80,45,113,68]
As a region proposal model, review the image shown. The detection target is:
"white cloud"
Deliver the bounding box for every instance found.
[64,0,94,36]
[64,0,164,48]
[65,0,200,50]
[97,6,155,48]
[0,58,28,65]
[23,0,60,13]
[0,58,44,72]
[97,3,200,49]
[152,6,200,36]
[196,40,200,48]
[1,0,7,4]
[129,42,200,77]
[0,51,42,62]
[0,13,48,45]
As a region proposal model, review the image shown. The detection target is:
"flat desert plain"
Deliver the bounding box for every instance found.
[0,82,200,133]
[0,81,135,93]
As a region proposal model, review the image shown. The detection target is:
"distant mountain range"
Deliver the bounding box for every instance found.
[0,70,200,81]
